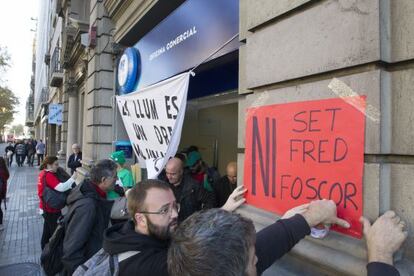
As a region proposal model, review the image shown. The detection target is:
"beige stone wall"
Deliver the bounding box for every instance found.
[239,0,414,275]
[82,0,116,163]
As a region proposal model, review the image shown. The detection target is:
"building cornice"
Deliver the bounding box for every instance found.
[104,0,158,43]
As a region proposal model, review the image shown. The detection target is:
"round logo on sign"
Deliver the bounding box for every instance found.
[117,47,141,94]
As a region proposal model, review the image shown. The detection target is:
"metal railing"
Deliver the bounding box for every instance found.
[41,87,49,103]
[49,47,63,80]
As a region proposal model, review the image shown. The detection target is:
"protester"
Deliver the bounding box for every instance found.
[36,139,46,166]
[107,150,134,200]
[361,212,407,275]
[167,202,407,276]
[165,157,215,222]
[0,157,9,231]
[101,179,245,276]
[212,161,237,207]
[5,142,14,167]
[61,159,117,275]
[14,140,26,167]
[186,150,220,192]
[37,156,76,249]
[157,152,188,183]
[67,143,82,174]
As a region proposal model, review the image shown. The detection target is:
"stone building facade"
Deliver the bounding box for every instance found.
[237,0,414,275]
[33,1,413,274]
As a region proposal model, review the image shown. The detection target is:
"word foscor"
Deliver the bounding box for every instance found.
[244,97,366,238]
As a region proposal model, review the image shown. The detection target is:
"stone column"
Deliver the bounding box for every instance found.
[66,91,79,163]
[82,0,115,165]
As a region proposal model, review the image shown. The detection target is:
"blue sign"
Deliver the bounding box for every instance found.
[115,140,133,158]
[117,0,239,92]
[117,47,141,94]
[48,104,63,125]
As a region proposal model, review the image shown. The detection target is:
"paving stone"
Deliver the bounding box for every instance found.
[0,148,45,275]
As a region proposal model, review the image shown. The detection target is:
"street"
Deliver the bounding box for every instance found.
[0,143,43,275]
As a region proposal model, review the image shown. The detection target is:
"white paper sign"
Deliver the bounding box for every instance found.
[116,72,190,179]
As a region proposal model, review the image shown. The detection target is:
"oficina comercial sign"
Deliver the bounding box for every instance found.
[117,0,239,94]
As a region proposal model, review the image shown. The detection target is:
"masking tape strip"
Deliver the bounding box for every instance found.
[328,78,380,123]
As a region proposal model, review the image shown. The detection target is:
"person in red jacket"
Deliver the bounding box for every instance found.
[0,157,9,231]
[38,156,76,249]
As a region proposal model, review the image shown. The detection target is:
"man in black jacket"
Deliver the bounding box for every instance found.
[212,161,237,207]
[168,202,407,276]
[165,157,216,222]
[102,179,246,276]
[61,159,117,275]
[67,143,82,174]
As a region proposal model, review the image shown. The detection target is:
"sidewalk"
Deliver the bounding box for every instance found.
[0,162,43,275]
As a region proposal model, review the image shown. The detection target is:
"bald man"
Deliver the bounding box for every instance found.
[165,158,215,222]
[212,161,238,207]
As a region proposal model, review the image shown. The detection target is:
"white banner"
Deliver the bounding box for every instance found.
[116,72,190,179]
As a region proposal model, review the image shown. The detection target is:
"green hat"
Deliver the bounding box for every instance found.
[110,150,126,165]
[186,151,201,167]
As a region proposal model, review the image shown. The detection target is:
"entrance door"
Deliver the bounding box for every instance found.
[180,93,238,175]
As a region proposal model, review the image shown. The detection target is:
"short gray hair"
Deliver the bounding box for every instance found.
[90,159,117,184]
[168,209,256,276]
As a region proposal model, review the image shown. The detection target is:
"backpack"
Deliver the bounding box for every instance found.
[41,171,69,209]
[73,248,140,276]
[40,218,66,276]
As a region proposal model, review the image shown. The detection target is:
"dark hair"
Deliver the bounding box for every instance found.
[89,159,117,184]
[168,209,256,276]
[40,156,58,170]
[183,145,199,154]
[0,157,9,175]
[174,153,186,163]
[127,179,171,224]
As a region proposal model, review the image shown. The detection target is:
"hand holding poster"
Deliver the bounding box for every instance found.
[244,97,366,238]
[116,72,190,179]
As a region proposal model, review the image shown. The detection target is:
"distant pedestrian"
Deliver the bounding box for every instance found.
[67,143,82,175]
[15,141,26,167]
[36,139,46,166]
[26,140,35,167]
[5,142,14,167]
[0,157,9,231]
[38,156,76,249]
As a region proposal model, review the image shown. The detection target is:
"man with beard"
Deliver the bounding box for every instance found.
[102,179,246,276]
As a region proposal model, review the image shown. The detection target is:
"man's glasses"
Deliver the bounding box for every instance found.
[139,202,180,216]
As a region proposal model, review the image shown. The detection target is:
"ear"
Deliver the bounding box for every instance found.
[135,212,147,227]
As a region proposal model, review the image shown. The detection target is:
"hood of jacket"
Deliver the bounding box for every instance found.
[66,179,102,205]
[103,220,169,255]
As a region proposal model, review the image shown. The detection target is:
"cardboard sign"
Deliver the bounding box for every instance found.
[244,97,366,238]
[116,72,190,179]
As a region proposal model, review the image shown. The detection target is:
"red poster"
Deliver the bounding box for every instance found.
[244,97,366,238]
